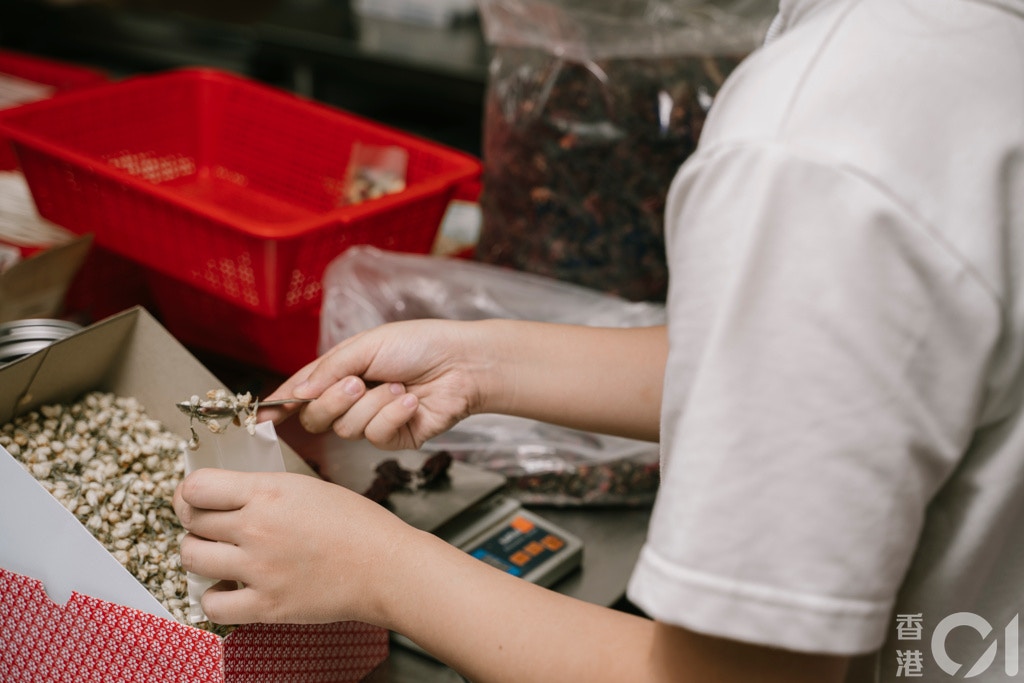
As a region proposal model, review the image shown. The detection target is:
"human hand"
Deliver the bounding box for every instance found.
[260,319,499,450]
[173,468,417,626]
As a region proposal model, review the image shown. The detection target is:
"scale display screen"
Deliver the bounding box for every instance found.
[468,514,567,578]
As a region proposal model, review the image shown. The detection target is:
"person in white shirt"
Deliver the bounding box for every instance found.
[172,1,1024,680]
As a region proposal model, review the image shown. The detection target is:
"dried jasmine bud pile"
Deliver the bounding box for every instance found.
[0,391,223,633]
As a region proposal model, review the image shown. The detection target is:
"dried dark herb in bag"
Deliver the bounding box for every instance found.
[423,415,662,507]
[476,0,772,302]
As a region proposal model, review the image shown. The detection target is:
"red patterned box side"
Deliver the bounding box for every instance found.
[2,569,389,683]
[62,592,224,683]
[1,569,67,682]
[223,622,389,682]
[1,568,222,683]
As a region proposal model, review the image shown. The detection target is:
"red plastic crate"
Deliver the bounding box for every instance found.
[63,245,154,323]
[0,50,108,170]
[0,68,482,317]
[147,268,321,375]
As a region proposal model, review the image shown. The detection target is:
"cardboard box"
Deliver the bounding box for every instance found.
[0,169,148,323]
[0,307,389,682]
[0,234,92,323]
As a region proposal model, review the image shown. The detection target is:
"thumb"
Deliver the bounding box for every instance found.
[292,332,379,399]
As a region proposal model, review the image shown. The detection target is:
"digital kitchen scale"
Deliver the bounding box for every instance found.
[436,492,583,586]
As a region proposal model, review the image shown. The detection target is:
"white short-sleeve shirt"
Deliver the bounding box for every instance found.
[627,0,1024,679]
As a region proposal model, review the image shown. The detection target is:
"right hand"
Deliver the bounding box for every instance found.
[261,319,497,450]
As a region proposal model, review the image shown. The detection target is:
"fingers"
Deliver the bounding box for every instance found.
[258,323,426,444]
[364,392,420,449]
[175,504,246,546]
[296,378,418,445]
[260,375,371,429]
[322,382,419,447]
[200,582,263,625]
[281,332,383,408]
[259,345,368,425]
[297,375,373,434]
[324,382,402,437]
[175,468,254,512]
[259,358,321,424]
[296,334,375,397]
[174,469,259,549]
[179,533,249,583]
[202,581,306,626]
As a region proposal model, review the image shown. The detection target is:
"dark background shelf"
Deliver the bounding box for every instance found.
[0,0,488,155]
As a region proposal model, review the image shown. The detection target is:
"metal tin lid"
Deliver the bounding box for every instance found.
[0,318,82,365]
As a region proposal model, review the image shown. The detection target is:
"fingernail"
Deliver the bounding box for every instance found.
[294,381,311,396]
[389,383,404,395]
[343,377,362,396]
[401,394,418,408]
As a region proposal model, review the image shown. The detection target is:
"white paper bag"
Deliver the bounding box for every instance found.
[182,419,286,624]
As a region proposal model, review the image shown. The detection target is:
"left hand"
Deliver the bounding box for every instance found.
[172,468,416,626]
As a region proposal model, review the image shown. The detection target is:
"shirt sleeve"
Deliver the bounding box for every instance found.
[626,142,1001,655]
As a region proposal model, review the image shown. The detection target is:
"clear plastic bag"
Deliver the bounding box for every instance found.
[320,245,666,506]
[475,0,773,302]
[423,414,662,506]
